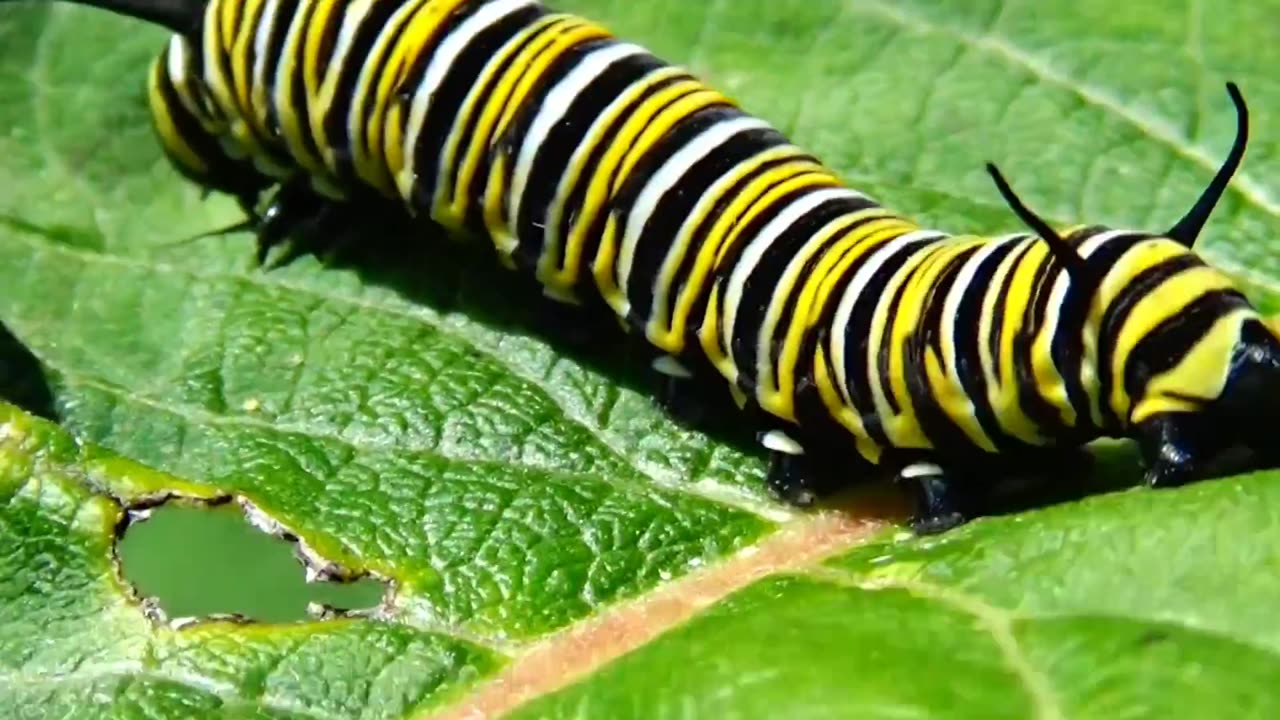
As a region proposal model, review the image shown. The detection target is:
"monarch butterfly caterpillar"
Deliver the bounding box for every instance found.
[8,0,1279,533]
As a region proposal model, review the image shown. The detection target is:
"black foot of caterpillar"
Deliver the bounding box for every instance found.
[186,179,346,268]
[766,446,821,506]
[651,353,766,433]
[895,462,968,535]
[251,181,346,268]
[762,431,854,506]
[1136,412,1255,489]
[228,179,412,269]
[651,355,709,425]
[895,448,1105,534]
[525,290,609,350]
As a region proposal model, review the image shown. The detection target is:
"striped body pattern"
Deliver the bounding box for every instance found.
[73,0,1280,529]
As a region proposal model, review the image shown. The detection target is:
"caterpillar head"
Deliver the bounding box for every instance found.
[1132,313,1280,485]
[990,82,1280,484]
[1205,316,1280,454]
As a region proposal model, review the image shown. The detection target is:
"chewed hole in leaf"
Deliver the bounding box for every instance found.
[117,501,386,624]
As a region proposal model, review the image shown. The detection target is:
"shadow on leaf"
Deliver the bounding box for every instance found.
[285,195,770,460]
[0,320,55,420]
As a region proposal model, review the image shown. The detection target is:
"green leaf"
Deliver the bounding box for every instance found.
[1,0,1280,718]
[511,475,1280,718]
[0,402,501,717]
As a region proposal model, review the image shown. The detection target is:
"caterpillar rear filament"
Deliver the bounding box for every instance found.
[9,0,1280,533]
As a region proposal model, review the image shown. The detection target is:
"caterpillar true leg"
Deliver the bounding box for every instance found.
[250,183,418,269]
[1139,425,1199,489]
[252,180,336,266]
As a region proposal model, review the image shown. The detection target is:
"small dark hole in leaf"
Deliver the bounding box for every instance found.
[117,503,385,623]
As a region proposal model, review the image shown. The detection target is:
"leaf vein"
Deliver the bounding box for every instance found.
[805,568,1066,720]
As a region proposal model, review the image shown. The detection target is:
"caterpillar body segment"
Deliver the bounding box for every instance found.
[13,0,1280,533]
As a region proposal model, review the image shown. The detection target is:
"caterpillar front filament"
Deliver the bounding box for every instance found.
[9,0,1280,534]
